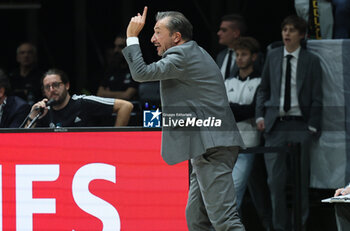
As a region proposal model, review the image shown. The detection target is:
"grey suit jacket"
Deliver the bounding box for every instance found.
[255,46,322,133]
[123,41,244,165]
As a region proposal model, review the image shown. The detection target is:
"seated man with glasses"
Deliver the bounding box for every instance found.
[26,68,133,128]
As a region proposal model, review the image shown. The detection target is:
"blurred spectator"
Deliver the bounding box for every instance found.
[224,36,272,230]
[97,35,139,100]
[332,0,350,38]
[295,0,334,39]
[216,14,264,79]
[0,69,30,128]
[26,68,133,128]
[256,15,322,230]
[8,42,44,106]
[216,14,246,78]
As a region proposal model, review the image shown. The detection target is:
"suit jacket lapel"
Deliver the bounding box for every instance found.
[297,49,307,94]
[274,48,284,98]
[231,62,238,77]
[217,48,227,68]
[0,103,9,127]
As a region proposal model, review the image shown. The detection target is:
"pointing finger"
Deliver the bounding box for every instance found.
[141,6,148,22]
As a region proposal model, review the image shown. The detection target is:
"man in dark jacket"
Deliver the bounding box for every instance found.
[0,69,30,128]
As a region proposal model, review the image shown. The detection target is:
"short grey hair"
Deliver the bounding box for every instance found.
[16,42,37,55]
[156,11,193,41]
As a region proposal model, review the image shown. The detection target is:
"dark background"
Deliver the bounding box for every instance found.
[0,0,296,94]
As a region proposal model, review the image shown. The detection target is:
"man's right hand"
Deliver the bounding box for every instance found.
[257,119,265,131]
[29,98,49,120]
[334,186,350,196]
[126,6,148,38]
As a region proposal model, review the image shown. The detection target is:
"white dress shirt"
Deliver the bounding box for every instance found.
[279,46,302,116]
[220,49,236,79]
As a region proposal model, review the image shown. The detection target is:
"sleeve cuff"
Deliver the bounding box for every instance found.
[126,37,139,46]
[256,117,264,124]
[308,126,317,133]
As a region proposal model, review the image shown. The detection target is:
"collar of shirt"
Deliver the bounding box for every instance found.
[0,97,7,123]
[283,46,301,60]
[227,48,235,56]
[0,97,7,111]
[236,69,260,82]
[226,49,236,60]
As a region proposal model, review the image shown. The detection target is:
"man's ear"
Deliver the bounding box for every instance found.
[173,32,182,44]
[65,82,70,91]
[252,53,258,62]
[0,87,4,98]
[233,29,240,39]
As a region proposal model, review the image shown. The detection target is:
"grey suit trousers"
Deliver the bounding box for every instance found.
[264,120,312,231]
[186,146,245,231]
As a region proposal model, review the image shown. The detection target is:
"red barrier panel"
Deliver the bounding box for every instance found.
[0,130,188,231]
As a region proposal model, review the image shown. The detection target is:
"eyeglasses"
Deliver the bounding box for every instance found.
[43,82,63,91]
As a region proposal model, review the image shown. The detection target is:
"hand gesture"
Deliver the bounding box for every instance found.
[126,6,148,38]
[334,186,350,196]
[30,98,49,119]
[257,120,265,131]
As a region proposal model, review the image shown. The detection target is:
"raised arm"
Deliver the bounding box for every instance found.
[126,6,148,38]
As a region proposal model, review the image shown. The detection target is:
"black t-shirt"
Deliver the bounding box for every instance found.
[100,52,139,93]
[36,94,114,127]
[100,70,139,92]
[8,67,44,105]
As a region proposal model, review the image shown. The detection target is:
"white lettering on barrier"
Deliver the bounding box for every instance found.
[16,164,59,231]
[72,163,120,231]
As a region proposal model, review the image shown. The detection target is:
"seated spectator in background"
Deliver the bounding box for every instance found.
[256,15,322,230]
[216,14,246,78]
[97,35,139,100]
[332,0,350,38]
[26,68,133,128]
[334,184,350,231]
[0,69,30,128]
[294,0,334,39]
[9,42,44,106]
[225,37,272,230]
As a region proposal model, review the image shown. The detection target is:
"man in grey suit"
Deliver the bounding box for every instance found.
[256,15,322,231]
[122,6,245,231]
